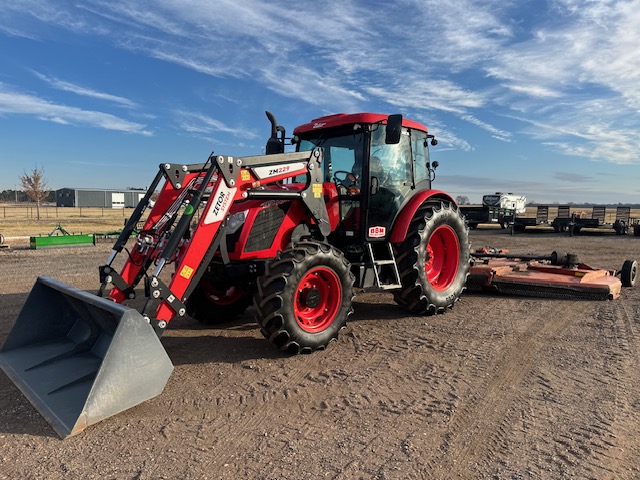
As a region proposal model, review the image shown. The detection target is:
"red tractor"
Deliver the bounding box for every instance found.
[0,112,470,437]
[182,112,470,352]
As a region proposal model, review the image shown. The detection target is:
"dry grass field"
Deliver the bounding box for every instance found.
[0,204,131,239]
[2,204,639,241]
[1,229,639,479]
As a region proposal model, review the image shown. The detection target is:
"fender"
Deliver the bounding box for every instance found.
[390,189,456,243]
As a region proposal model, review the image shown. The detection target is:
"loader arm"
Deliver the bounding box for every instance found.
[103,173,200,302]
[103,149,328,333]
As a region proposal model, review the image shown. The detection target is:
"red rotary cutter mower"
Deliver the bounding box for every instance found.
[467,247,637,300]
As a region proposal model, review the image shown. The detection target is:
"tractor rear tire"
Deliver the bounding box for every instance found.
[186,281,251,325]
[254,241,355,354]
[393,201,470,314]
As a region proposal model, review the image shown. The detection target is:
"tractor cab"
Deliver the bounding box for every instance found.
[293,113,436,250]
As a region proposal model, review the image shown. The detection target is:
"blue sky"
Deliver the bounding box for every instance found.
[0,0,639,204]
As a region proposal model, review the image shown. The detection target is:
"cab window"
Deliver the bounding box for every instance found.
[299,134,364,184]
[411,130,430,185]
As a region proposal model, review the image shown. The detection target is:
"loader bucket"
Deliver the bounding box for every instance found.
[0,276,173,438]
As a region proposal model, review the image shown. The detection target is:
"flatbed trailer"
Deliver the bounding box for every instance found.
[568,206,632,236]
[511,205,552,234]
[460,205,513,229]
[550,205,572,232]
[513,206,634,237]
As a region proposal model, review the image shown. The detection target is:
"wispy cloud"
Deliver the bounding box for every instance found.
[1,0,639,165]
[460,114,511,142]
[261,66,366,111]
[32,71,137,107]
[0,0,94,37]
[509,94,640,165]
[0,83,152,135]
[413,115,474,152]
[502,84,562,99]
[553,172,593,182]
[0,23,38,40]
[364,79,486,115]
[176,111,256,139]
[485,1,640,159]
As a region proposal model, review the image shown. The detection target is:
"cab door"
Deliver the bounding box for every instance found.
[365,126,413,239]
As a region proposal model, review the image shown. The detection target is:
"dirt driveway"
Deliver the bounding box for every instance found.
[1,229,639,479]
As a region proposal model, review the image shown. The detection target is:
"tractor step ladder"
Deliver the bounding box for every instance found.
[366,243,402,290]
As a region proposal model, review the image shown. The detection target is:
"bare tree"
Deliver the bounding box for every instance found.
[20,164,49,220]
[455,195,470,205]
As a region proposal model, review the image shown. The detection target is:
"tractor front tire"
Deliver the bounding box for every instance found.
[254,241,355,354]
[393,201,470,314]
[186,281,251,325]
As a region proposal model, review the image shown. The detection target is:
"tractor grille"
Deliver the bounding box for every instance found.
[245,204,289,252]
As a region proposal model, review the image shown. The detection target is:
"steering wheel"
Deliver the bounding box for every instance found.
[333,170,357,189]
[333,170,361,197]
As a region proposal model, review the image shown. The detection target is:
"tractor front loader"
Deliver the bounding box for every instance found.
[0,112,470,437]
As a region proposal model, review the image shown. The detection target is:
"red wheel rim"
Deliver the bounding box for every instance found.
[202,283,244,306]
[425,225,460,291]
[294,267,342,333]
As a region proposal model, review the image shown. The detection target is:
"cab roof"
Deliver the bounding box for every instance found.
[293,113,428,135]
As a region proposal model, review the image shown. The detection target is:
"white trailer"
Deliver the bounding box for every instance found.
[482,193,527,215]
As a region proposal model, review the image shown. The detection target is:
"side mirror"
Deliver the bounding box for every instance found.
[385,114,403,144]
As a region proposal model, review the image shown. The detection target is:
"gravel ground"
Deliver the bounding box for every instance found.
[0,229,639,479]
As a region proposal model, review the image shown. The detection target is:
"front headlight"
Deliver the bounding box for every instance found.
[226,210,248,234]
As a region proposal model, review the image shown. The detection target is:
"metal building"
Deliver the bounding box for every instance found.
[56,188,146,208]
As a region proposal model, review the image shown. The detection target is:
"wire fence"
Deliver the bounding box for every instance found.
[1,205,130,220]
